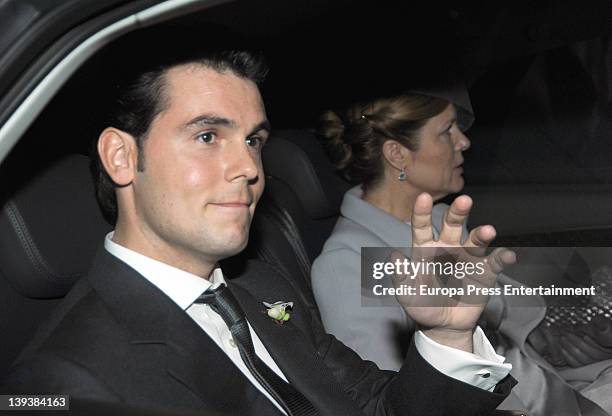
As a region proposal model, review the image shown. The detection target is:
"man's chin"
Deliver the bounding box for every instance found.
[212,234,250,260]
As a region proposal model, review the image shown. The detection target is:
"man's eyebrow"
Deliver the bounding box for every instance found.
[182,114,236,130]
[249,120,272,136]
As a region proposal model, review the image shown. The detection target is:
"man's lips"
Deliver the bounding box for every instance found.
[210,202,251,208]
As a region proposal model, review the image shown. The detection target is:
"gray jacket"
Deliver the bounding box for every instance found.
[311,185,449,370]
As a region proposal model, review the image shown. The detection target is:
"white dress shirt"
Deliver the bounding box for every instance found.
[105,232,511,413]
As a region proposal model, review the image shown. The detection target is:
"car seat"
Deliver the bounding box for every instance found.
[260,129,350,267]
[0,154,112,374]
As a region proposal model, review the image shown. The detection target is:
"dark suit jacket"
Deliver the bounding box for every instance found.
[3,248,514,415]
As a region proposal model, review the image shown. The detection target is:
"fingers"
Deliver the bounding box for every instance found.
[389,251,410,285]
[438,195,472,244]
[563,333,612,362]
[411,193,434,245]
[462,226,494,258]
[559,347,588,368]
[527,327,549,355]
[535,326,612,368]
[559,334,595,367]
[484,247,517,274]
[540,326,567,366]
[587,316,612,347]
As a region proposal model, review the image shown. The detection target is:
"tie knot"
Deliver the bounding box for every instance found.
[195,284,245,327]
[195,284,226,304]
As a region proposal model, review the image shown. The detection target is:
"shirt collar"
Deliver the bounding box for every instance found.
[104,232,225,310]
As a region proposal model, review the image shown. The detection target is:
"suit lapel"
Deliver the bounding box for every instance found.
[87,247,281,415]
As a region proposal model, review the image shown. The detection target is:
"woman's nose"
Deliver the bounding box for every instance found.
[456,130,471,151]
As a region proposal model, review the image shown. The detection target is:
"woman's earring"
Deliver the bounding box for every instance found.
[398,167,407,181]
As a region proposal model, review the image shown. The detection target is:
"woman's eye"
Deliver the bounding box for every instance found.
[196,132,216,143]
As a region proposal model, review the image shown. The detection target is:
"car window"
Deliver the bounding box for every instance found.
[466,36,612,186]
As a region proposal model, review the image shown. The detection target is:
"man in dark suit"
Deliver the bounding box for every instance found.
[3,42,517,415]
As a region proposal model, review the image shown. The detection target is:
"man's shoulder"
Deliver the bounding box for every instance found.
[14,276,125,367]
[3,276,131,395]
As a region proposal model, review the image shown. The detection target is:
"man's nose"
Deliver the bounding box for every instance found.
[225,138,259,183]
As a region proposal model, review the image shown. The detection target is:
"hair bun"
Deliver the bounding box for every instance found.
[317,110,354,174]
[317,94,449,190]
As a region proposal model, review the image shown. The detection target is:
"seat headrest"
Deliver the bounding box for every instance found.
[263,130,350,220]
[0,154,111,299]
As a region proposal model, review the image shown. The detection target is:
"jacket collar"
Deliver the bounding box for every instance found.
[86,246,172,343]
[103,232,218,311]
[340,185,443,249]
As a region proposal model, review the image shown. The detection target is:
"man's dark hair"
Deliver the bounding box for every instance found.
[91,26,268,225]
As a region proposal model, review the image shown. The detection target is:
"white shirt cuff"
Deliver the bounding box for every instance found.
[414,326,512,391]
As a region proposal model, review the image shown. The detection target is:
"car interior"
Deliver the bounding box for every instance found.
[1,0,612,413]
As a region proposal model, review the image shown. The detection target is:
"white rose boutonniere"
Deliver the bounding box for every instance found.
[263,301,294,324]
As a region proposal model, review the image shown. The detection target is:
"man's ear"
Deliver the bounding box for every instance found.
[381,140,410,171]
[97,127,138,186]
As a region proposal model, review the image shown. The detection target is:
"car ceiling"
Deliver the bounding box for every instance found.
[4,0,612,158]
[189,0,612,126]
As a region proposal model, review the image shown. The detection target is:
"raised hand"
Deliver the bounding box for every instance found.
[392,193,516,351]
